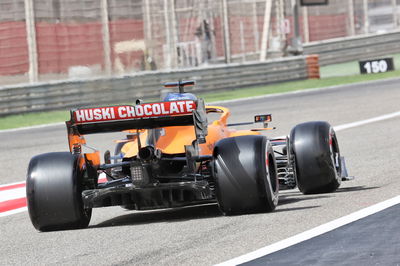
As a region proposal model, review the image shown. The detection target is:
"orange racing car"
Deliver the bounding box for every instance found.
[26,80,351,231]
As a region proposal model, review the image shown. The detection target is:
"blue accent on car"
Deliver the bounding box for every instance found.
[163,92,197,102]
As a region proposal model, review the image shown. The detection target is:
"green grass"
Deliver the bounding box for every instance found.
[1,60,400,130]
[320,53,400,78]
[0,110,69,130]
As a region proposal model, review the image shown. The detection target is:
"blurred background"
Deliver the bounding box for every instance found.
[1,0,400,86]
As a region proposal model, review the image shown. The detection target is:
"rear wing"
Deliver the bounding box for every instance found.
[67,100,199,135]
[66,99,208,153]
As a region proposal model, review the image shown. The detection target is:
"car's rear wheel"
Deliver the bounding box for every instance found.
[290,121,342,194]
[26,152,92,231]
[213,135,278,215]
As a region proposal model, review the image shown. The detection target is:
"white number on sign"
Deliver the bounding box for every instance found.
[363,60,388,73]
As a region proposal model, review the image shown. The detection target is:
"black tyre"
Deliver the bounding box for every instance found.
[26,152,92,231]
[213,135,279,215]
[290,121,341,194]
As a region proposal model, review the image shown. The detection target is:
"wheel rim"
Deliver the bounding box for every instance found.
[329,132,341,181]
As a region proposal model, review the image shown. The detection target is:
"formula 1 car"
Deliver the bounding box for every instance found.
[26,80,350,231]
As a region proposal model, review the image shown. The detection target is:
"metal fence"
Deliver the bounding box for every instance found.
[0,0,400,86]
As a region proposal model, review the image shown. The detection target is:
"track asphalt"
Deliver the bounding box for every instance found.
[242,203,400,266]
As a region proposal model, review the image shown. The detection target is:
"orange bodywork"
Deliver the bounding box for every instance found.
[66,123,101,169]
[120,105,261,157]
[66,104,266,164]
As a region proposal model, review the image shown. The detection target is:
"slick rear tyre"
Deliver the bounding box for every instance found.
[213,135,279,215]
[290,121,342,194]
[26,152,92,231]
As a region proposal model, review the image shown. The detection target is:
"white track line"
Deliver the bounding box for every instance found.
[272,110,400,140]
[0,122,65,133]
[216,195,400,266]
[334,111,400,131]
[0,181,25,188]
[0,207,28,218]
[0,187,26,202]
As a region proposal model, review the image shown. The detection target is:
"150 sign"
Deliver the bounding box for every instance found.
[359,58,394,74]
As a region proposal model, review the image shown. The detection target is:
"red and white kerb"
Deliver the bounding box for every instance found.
[73,100,196,124]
